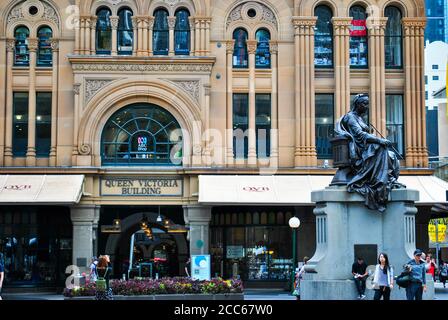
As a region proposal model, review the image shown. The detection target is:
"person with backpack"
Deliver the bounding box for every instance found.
[404,249,427,300]
[439,261,448,288]
[95,255,113,300]
[372,253,394,300]
[0,252,4,300]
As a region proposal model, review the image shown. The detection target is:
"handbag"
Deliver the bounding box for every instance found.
[96,268,108,292]
[395,272,411,288]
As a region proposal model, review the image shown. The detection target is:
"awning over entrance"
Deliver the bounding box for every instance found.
[0,175,85,205]
[198,175,448,205]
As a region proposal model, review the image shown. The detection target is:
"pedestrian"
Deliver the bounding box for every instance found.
[352,257,368,299]
[95,255,113,300]
[185,258,191,277]
[425,255,437,282]
[439,261,448,288]
[0,252,4,300]
[89,257,98,283]
[293,256,309,300]
[405,249,427,300]
[372,253,394,300]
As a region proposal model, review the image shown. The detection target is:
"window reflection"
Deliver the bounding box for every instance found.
[118,8,133,55]
[233,28,248,68]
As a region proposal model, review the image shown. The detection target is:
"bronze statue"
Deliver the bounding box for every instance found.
[332,94,405,212]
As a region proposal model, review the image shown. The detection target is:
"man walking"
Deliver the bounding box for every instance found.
[352,257,368,299]
[405,249,427,300]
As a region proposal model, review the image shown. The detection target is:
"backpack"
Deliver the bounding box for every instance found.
[395,265,412,288]
[441,266,448,277]
[96,268,108,292]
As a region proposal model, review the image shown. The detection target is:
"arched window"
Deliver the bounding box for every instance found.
[96,7,112,54]
[37,26,52,66]
[255,29,270,68]
[385,6,403,68]
[349,5,368,68]
[174,9,190,55]
[233,28,248,68]
[118,7,133,55]
[315,5,333,67]
[153,9,169,55]
[101,104,183,166]
[14,26,30,66]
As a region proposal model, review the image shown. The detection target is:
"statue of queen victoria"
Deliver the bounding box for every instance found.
[331,94,405,212]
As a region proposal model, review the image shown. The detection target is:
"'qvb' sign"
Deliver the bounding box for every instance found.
[100,177,183,197]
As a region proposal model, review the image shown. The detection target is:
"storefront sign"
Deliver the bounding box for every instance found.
[350,19,367,36]
[101,225,122,233]
[191,255,211,281]
[100,177,183,196]
[226,245,244,259]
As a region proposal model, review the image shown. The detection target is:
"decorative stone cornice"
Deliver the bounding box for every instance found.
[247,40,258,55]
[402,17,427,28]
[331,17,353,27]
[6,38,15,52]
[147,16,155,29]
[168,16,177,29]
[227,2,277,28]
[90,16,98,27]
[292,16,317,27]
[50,39,59,51]
[7,1,60,27]
[226,40,235,54]
[28,38,39,51]
[269,40,278,54]
[188,16,195,29]
[71,62,214,74]
[74,83,81,95]
[366,17,388,31]
[110,16,119,30]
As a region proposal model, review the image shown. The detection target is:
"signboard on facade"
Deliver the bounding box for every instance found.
[350,19,367,36]
[226,245,244,259]
[100,177,183,196]
[191,255,211,281]
[429,218,448,248]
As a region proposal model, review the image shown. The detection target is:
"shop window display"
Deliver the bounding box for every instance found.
[210,209,294,281]
[349,5,368,68]
[314,5,333,67]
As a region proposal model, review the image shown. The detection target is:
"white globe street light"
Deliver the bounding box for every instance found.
[289,216,300,295]
[289,216,301,229]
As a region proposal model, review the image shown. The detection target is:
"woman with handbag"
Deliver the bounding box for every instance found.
[372,253,394,300]
[95,255,113,300]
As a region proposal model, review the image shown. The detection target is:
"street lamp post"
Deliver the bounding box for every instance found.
[289,217,301,294]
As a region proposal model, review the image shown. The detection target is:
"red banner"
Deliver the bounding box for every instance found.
[350,19,367,36]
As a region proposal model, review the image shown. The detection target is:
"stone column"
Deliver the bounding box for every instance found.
[203,84,211,162]
[183,205,212,255]
[270,40,279,167]
[367,17,388,137]
[71,205,99,272]
[403,18,428,168]
[110,16,119,56]
[142,17,149,56]
[168,16,176,56]
[4,39,15,166]
[74,17,81,54]
[247,40,258,167]
[26,38,38,167]
[49,39,59,166]
[90,17,97,55]
[132,16,139,55]
[194,18,200,56]
[292,17,318,167]
[189,17,195,55]
[83,17,91,54]
[79,17,85,54]
[332,18,353,119]
[72,83,81,165]
[148,17,154,56]
[226,40,235,166]
[205,18,211,56]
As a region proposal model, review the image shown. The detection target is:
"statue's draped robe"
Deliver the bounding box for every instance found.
[337,112,401,212]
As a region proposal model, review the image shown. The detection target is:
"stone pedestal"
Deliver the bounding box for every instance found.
[301,186,434,300]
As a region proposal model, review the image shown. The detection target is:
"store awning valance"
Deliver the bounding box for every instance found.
[198,175,448,205]
[0,175,85,205]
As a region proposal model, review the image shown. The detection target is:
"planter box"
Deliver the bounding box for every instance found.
[64,293,244,301]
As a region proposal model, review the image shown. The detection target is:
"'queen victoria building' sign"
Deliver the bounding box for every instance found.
[101,177,183,196]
